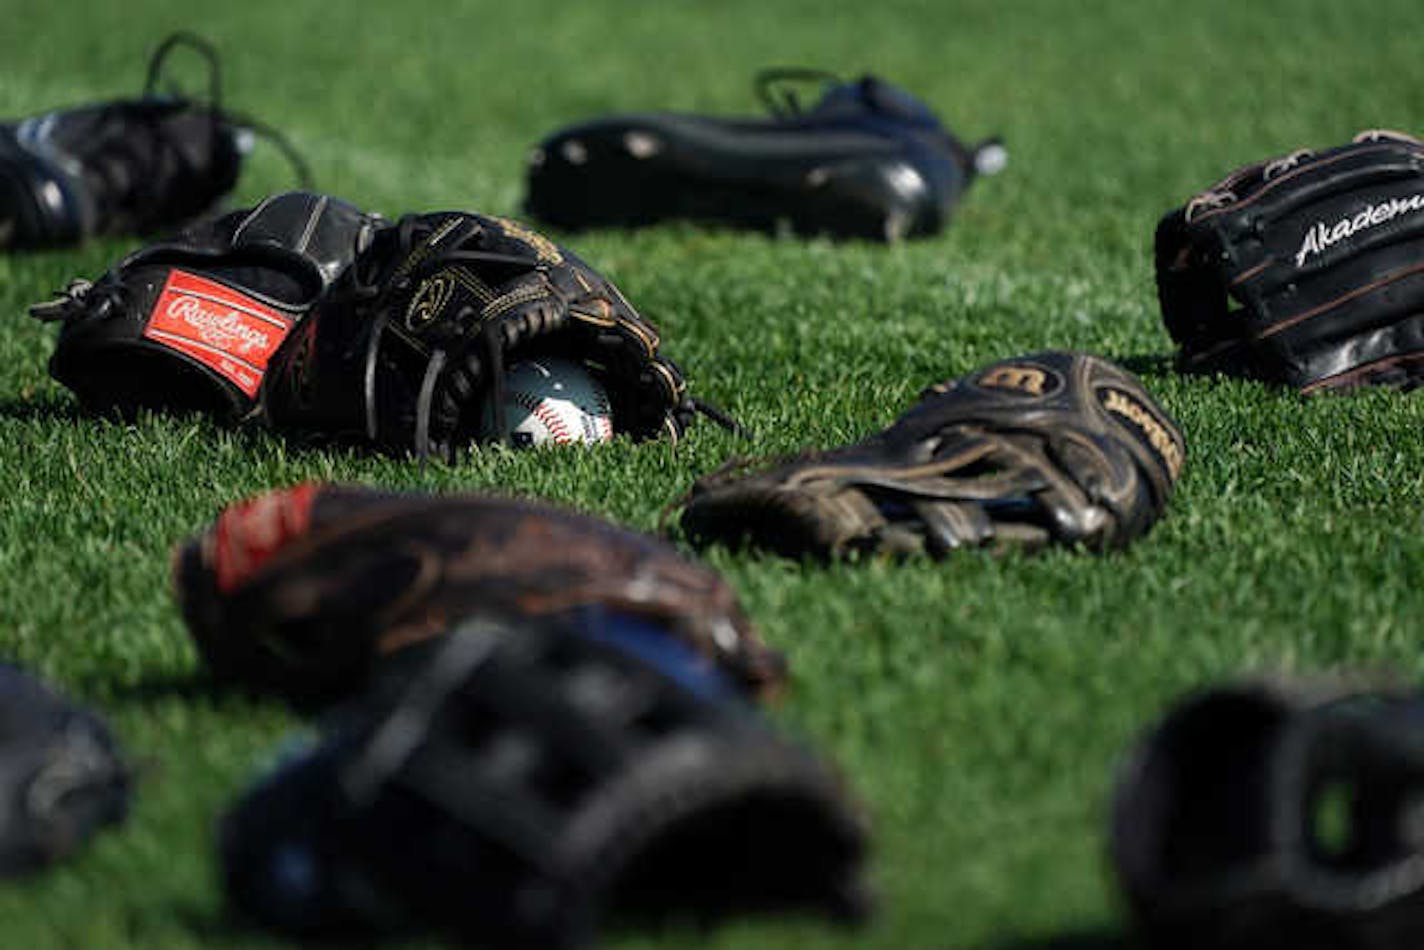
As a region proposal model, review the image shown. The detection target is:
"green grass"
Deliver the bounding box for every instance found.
[2,0,1424,945]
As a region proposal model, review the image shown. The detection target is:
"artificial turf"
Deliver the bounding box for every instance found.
[1,0,1423,945]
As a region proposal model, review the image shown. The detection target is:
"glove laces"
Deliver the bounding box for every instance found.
[354,215,545,459]
[355,214,747,459]
[143,32,313,192]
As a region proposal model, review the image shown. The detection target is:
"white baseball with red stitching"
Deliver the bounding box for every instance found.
[482,358,614,447]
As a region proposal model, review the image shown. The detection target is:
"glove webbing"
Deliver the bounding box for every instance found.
[358,217,743,457]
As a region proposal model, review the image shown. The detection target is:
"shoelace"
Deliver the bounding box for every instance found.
[77,32,313,230]
[29,277,125,324]
[145,33,313,188]
[753,67,844,119]
[751,66,1001,179]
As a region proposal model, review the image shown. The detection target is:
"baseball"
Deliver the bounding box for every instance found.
[480,358,614,447]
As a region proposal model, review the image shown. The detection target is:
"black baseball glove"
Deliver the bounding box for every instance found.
[0,32,310,249]
[677,351,1183,559]
[221,613,870,947]
[0,665,131,877]
[30,192,381,420]
[1112,676,1424,950]
[261,210,716,458]
[1157,130,1424,391]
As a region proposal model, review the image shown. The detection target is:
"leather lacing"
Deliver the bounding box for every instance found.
[346,214,744,460]
[28,277,122,324]
[749,67,1000,178]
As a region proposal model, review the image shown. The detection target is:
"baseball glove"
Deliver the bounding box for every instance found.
[1112,676,1424,950]
[221,613,870,947]
[260,210,714,458]
[0,32,311,249]
[1157,130,1424,392]
[0,664,131,877]
[173,482,786,705]
[677,351,1184,559]
[31,191,382,421]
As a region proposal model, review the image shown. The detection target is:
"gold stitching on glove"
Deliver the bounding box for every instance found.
[491,216,564,264]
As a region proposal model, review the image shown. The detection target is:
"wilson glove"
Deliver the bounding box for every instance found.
[678,351,1183,559]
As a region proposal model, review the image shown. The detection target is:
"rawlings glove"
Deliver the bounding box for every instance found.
[260,210,720,458]
[173,483,786,705]
[0,32,311,249]
[221,613,870,947]
[31,192,381,420]
[1157,130,1424,392]
[677,351,1183,559]
[0,664,131,877]
[1112,676,1424,950]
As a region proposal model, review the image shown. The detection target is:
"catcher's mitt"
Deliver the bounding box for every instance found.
[221,614,870,947]
[1112,676,1424,950]
[31,192,382,421]
[677,351,1183,559]
[260,210,714,458]
[1157,130,1424,392]
[173,483,785,705]
[0,664,131,877]
[0,32,311,249]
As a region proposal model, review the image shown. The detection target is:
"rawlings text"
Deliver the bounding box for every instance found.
[143,270,293,398]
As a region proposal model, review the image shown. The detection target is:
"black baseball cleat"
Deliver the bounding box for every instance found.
[0,32,310,250]
[525,68,1004,242]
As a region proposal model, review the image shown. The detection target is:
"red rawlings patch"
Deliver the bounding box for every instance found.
[142,270,294,399]
[211,483,321,593]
